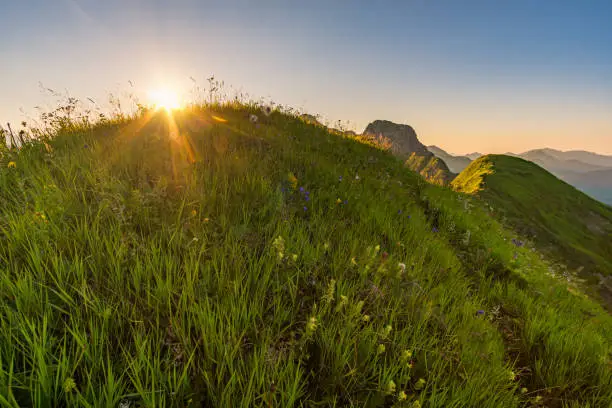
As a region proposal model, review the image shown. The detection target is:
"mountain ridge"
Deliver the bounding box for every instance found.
[452,154,612,308]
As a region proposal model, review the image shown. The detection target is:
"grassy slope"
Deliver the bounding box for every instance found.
[452,155,612,281]
[0,106,611,407]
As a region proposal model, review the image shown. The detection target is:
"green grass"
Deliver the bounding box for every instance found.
[452,155,612,305]
[0,105,611,407]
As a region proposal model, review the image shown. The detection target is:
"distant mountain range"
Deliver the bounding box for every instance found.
[428,146,612,205]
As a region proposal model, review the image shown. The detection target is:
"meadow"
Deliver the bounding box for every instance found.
[0,98,611,407]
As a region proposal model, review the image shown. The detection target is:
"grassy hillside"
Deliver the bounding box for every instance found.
[452,155,612,303]
[1,105,611,407]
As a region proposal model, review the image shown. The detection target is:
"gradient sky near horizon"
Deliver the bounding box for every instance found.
[1,0,611,155]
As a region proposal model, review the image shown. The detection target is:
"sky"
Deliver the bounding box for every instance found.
[1,0,611,155]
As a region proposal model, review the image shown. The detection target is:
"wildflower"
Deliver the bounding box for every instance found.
[323,279,336,304]
[343,200,348,205]
[362,314,370,323]
[287,172,298,190]
[262,105,273,116]
[291,254,298,262]
[83,144,89,149]
[509,370,516,381]
[272,236,285,260]
[432,227,439,233]
[336,198,342,205]
[299,186,305,193]
[338,176,343,182]
[412,401,422,408]
[534,395,543,403]
[7,161,16,168]
[355,174,360,180]
[407,360,414,369]
[323,242,330,251]
[374,244,380,253]
[377,344,386,355]
[306,316,318,333]
[303,206,308,212]
[350,257,357,266]
[386,380,396,394]
[335,295,348,312]
[401,349,412,362]
[191,209,197,216]
[398,209,402,215]
[203,217,210,223]
[398,391,407,401]
[63,377,77,393]
[476,309,485,317]
[414,378,426,390]
[398,263,406,275]
[382,324,392,338]
[520,387,528,394]
[249,114,258,123]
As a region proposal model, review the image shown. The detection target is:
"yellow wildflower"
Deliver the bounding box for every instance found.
[63,377,77,393]
[306,316,318,333]
[336,198,342,204]
[377,344,386,355]
[414,378,426,390]
[398,390,407,401]
[401,349,412,362]
[386,380,396,394]
[287,172,298,190]
[7,161,16,168]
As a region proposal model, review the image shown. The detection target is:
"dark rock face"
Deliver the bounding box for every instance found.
[363,120,454,185]
[363,120,430,157]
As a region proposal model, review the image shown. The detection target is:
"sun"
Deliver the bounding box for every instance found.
[148,88,182,112]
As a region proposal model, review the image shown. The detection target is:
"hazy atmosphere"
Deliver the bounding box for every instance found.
[2,0,611,154]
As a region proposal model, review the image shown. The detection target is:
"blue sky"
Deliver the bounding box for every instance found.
[1,0,611,154]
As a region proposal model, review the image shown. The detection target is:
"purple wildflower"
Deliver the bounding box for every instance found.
[343,200,348,205]
[299,187,305,193]
[476,310,485,316]
[84,144,89,149]
[398,209,402,215]
[339,176,343,182]
[432,227,439,233]
[303,206,308,211]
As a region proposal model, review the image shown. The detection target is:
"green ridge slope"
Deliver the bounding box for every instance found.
[0,107,611,407]
[453,154,612,305]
